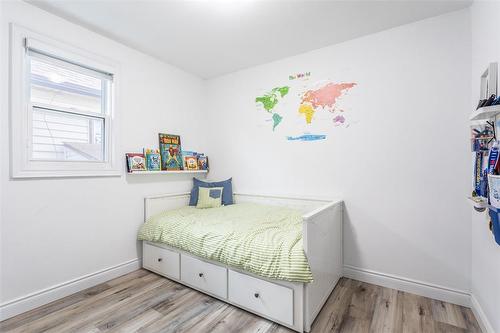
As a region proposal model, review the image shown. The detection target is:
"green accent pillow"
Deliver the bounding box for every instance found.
[196,187,224,209]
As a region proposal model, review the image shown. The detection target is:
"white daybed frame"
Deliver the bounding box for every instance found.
[142,192,343,332]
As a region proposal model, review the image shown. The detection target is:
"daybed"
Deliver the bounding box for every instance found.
[140,192,343,332]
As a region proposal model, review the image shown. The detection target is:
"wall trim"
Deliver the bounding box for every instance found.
[471,294,495,333]
[0,258,141,321]
[343,265,471,307]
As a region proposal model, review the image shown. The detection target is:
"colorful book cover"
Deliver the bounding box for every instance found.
[197,155,209,170]
[182,151,197,169]
[159,133,183,170]
[144,148,161,171]
[184,156,199,170]
[126,153,146,172]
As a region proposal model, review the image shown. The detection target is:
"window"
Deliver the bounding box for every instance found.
[29,49,111,162]
[10,25,120,178]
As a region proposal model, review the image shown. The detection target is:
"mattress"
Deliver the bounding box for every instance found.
[137,202,313,283]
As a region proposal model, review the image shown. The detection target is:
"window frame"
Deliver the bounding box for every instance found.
[10,24,121,178]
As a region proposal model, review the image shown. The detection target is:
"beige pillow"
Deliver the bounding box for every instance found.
[196,187,223,209]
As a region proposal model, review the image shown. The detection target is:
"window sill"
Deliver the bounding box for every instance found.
[11,169,122,179]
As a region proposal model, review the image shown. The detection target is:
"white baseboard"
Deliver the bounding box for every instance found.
[471,294,495,333]
[0,258,141,321]
[343,265,471,307]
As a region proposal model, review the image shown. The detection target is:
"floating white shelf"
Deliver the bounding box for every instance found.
[127,170,208,175]
[469,104,500,121]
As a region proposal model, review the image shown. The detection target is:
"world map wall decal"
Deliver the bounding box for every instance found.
[255,72,357,141]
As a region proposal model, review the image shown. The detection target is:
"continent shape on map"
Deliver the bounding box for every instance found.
[298,104,315,124]
[333,115,346,125]
[301,82,356,109]
[255,86,290,112]
[298,82,356,125]
[272,113,283,131]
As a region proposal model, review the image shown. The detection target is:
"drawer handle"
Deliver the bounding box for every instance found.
[157,258,163,262]
[198,273,204,278]
[254,293,260,298]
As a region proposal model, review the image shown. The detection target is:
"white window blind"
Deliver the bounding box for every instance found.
[27,44,113,162]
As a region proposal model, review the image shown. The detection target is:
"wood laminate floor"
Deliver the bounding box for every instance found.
[0,269,481,333]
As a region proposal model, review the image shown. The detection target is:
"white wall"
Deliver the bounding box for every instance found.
[2,1,495,326]
[0,0,207,317]
[205,10,472,299]
[470,2,500,332]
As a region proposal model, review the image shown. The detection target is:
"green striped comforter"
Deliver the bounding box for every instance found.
[138,203,313,283]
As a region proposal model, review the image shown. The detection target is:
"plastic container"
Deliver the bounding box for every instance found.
[487,174,500,208]
[487,206,500,246]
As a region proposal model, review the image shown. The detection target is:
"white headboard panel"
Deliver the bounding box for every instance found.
[234,193,340,216]
[144,192,341,221]
[144,192,190,220]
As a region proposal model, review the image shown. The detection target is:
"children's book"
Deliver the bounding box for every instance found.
[184,156,199,170]
[126,153,146,172]
[144,148,161,171]
[197,155,209,170]
[159,134,183,170]
[182,151,197,169]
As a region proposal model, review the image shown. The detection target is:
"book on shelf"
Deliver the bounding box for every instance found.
[126,153,146,172]
[144,148,161,171]
[181,150,197,170]
[159,133,183,170]
[183,156,199,170]
[197,155,209,170]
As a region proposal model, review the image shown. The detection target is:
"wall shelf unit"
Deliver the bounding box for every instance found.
[127,170,208,175]
[469,104,500,121]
